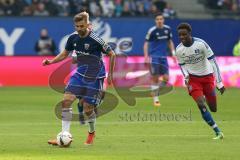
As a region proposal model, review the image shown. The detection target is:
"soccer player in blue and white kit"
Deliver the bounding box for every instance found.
[42,12,116,145]
[143,12,176,107]
[175,23,225,139]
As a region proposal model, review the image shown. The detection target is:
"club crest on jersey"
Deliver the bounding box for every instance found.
[84,43,90,50]
[164,30,168,34]
[194,49,200,53]
[74,43,77,47]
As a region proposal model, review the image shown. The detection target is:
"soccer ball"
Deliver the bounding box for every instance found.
[56,131,73,147]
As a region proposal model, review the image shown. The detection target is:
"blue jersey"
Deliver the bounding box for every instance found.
[145,25,172,58]
[65,31,112,79]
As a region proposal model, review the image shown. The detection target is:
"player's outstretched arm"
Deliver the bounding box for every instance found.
[175,51,189,86]
[143,41,150,66]
[107,50,116,85]
[209,58,225,95]
[42,50,69,66]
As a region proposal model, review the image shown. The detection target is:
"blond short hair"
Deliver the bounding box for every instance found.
[73,11,90,24]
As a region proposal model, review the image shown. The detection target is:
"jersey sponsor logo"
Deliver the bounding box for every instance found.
[75,50,90,55]
[157,35,168,40]
[181,53,205,64]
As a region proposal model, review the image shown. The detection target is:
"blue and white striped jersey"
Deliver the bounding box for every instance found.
[65,31,112,79]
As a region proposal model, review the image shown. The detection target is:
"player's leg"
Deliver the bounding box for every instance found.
[48,92,76,145]
[77,99,85,125]
[193,94,223,139]
[202,75,223,139]
[159,57,169,89]
[189,77,223,139]
[83,102,96,145]
[48,73,83,145]
[62,92,76,132]
[82,78,104,145]
[151,74,161,106]
[203,75,217,112]
[149,60,161,106]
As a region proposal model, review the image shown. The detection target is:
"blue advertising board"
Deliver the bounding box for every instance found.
[0,17,239,56]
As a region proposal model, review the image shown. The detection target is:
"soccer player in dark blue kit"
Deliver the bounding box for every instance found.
[143,12,176,107]
[43,11,116,145]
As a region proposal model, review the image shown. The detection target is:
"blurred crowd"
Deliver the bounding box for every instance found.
[205,0,240,12]
[0,0,176,18]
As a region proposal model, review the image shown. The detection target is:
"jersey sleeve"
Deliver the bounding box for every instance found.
[102,42,112,54]
[176,50,189,78]
[201,40,214,60]
[145,28,154,41]
[168,28,173,40]
[96,37,112,55]
[65,35,74,51]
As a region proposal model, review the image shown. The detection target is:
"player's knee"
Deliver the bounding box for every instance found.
[62,94,76,107]
[83,103,95,116]
[162,75,169,82]
[196,99,205,108]
[209,104,217,112]
[152,76,159,83]
[62,99,73,108]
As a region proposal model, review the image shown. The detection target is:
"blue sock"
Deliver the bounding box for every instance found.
[199,107,220,134]
[77,103,83,114]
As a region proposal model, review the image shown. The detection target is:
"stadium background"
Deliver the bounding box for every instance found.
[0,17,240,87]
[0,0,240,160]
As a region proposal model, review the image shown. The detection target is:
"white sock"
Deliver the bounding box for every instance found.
[151,85,159,91]
[151,85,159,102]
[88,112,96,133]
[153,96,159,102]
[62,108,72,132]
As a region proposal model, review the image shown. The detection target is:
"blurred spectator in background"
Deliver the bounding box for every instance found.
[163,3,176,18]
[42,0,58,16]
[0,0,26,16]
[89,0,102,17]
[205,0,240,12]
[0,0,176,18]
[33,2,49,16]
[115,0,123,17]
[100,0,115,17]
[233,37,240,56]
[35,28,56,56]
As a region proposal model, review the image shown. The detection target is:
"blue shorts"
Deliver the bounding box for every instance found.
[65,73,104,106]
[150,57,169,76]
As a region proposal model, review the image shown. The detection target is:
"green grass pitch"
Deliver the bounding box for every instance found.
[0,87,239,160]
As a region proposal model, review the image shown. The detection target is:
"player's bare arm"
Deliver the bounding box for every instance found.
[42,49,69,66]
[107,50,116,85]
[168,39,176,56]
[143,41,149,65]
